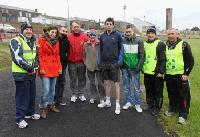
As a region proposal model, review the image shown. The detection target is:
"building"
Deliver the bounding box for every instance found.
[0,4,39,23]
[133,17,157,34]
[32,15,67,26]
[70,17,96,30]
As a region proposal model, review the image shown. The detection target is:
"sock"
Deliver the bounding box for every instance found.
[106,96,110,102]
[116,99,120,107]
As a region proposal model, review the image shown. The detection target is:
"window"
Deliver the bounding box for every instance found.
[1,9,6,13]
[29,13,31,18]
[19,11,22,17]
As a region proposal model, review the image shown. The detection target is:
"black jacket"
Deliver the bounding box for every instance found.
[59,34,70,67]
[166,38,194,76]
[145,38,166,75]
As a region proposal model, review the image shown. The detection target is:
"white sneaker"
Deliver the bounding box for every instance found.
[97,100,105,108]
[25,114,40,120]
[89,98,95,104]
[178,117,186,125]
[122,102,132,110]
[16,120,28,129]
[97,100,111,108]
[164,110,174,117]
[135,105,143,113]
[115,105,121,114]
[79,95,86,102]
[70,95,77,103]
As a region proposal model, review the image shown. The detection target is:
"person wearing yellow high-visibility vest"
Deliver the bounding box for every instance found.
[143,27,166,116]
[164,29,194,125]
[9,22,40,129]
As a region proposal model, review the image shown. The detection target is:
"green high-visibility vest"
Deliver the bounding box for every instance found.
[143,40,160,74]
[166,41,184,75]
[12,36,36,73]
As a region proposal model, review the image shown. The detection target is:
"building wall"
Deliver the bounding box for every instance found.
[0,6,39,23]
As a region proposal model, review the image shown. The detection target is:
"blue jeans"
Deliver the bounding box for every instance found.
[39,77,57,108]
[122,69,141,105]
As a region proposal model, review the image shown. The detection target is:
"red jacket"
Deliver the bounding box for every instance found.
[38,37,62,77]
[67,32,88,64]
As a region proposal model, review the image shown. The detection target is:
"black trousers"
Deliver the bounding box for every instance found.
[87,69,105,100]
[165,74,190,119]
[55,65,67,104]
[68,63,86,96]
[144,74,164,110]
[15,79,36,123]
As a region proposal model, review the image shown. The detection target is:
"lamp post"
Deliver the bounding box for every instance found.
[123,5,126,21]
[67,0,70,32]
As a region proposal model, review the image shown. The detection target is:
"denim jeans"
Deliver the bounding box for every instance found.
[122,68,141,105]
[39,77,57,108]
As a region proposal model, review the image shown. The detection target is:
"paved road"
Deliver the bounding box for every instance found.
[0,72,167,137]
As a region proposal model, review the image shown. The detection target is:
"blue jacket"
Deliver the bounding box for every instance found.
[9,34,38,81]
[98,30,124,65]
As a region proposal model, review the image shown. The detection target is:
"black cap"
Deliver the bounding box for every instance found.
[21,22,32,32]
[147,26,156,35]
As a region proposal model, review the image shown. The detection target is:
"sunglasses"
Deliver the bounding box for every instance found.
[89,33,96,36]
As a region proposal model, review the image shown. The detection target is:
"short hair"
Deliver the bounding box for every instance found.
[72,21,80,26]
[43,28,47,33]
[47,26,58,32]
[126,24,133,29]
[105,17,114,25]
[167,28,179,34]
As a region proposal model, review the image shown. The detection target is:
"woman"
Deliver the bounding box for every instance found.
[38,26,62,119]
[83,29,104,104]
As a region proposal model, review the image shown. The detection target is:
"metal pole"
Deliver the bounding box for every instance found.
[123,5,126,21]
[67,0,70,32]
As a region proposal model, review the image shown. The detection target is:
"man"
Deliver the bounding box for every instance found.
[121,24,144,113]
[164,28,194,124]
[9,22,40,128]
[54,26,70,106]
[143,27,166,116]
[98,17,124,114]
[67,21,88,103]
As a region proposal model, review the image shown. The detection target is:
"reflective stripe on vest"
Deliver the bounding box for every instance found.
[12,36,36,73]
[143,40,160,74]
[166,41,184,75]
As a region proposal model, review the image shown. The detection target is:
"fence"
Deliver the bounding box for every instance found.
[0,32,43,42]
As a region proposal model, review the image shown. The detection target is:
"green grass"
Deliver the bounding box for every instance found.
[159,39,200,137]
[0,39,200,136]
[0,42,11,72]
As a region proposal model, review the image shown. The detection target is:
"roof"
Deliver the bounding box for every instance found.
[70,17,90,22]
[0,4,35,13]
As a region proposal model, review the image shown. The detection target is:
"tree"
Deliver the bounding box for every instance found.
[191,26,200,31]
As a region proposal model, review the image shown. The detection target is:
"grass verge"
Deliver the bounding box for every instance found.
[0,42,11,72]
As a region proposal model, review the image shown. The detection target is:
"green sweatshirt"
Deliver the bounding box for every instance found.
[123,35,144,71]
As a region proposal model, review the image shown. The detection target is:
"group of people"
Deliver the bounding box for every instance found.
[9,17,194,129]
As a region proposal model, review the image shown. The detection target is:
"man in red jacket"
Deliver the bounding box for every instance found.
[67,21,88,102]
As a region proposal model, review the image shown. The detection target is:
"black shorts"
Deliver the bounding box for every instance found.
[101,64,120,82]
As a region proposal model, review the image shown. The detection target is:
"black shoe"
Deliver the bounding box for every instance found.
[143,104,154,111]
[151,108,159,116]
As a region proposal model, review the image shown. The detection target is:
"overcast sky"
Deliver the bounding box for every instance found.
[1,0,200,30]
